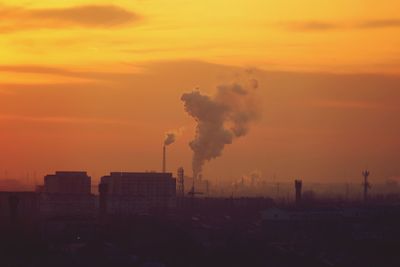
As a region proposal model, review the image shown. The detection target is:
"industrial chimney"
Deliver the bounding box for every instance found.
[295,180,302,205]
[162,145,166,173]
[163,131,177,173]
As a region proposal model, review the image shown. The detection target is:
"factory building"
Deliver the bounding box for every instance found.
[44,171,91,195]
[40,171,95,218]
[99,172,176,215]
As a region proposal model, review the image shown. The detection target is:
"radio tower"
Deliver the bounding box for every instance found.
[362,169,371,202]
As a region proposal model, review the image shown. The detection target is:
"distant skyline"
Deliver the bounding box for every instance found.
[1,1,399,183]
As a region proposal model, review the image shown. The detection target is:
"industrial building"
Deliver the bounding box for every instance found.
[44,171,91,195]
[40,171,95,218]
[99,172,176,215]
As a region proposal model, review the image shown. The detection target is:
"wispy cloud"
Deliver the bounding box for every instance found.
[307,100,399,111]
[357,19,400,29]
[0,65,87,77]
[0,64,143,82]
[282,19,400,32]
[0,4,140,33]
[0,114,131,125]
[284,21,339,31]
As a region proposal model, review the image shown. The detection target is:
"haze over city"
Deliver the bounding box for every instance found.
[1,1,400,187]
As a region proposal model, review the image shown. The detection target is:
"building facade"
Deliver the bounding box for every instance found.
[44,171,91,195]
[41,171,95,218]
[100,172,176,215]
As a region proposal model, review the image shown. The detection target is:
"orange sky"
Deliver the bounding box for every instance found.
[0,1,400,185]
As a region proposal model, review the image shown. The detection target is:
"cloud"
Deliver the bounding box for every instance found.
[0,65,84,77]
[0,114,131,125]
[284,21,339,31]
[0,64,143,83]
[0,4,140,33]
[283,19,400,32]
[308,100,386,110]
[358,19,400,29]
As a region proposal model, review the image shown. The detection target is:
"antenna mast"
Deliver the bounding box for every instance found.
[362,169,371,202]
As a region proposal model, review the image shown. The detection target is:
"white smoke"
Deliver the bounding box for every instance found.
[181,76,261,179]
[164,132,176,146]
[164,127,184,146]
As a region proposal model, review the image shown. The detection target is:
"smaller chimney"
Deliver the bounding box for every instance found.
[295,180,302,205]
[162,145,166,173]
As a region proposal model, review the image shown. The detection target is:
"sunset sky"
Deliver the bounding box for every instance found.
[1,0,400,186]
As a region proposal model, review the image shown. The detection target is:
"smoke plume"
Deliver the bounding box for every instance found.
[164,127,184,146]
[164,132,176,146]
[181,77,261,179]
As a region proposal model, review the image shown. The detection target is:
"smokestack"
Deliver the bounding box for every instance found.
[162,145,166,173]
[295,180,302,205]
[163,130,180,173]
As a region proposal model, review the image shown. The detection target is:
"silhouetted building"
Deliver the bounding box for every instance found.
[99,172,176,215]
[98,182,108,220]
[0,192,39,227]
[35,185,45,193]
[44,171,91,195]
[40,171,95,218]
[40,193,96,218]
